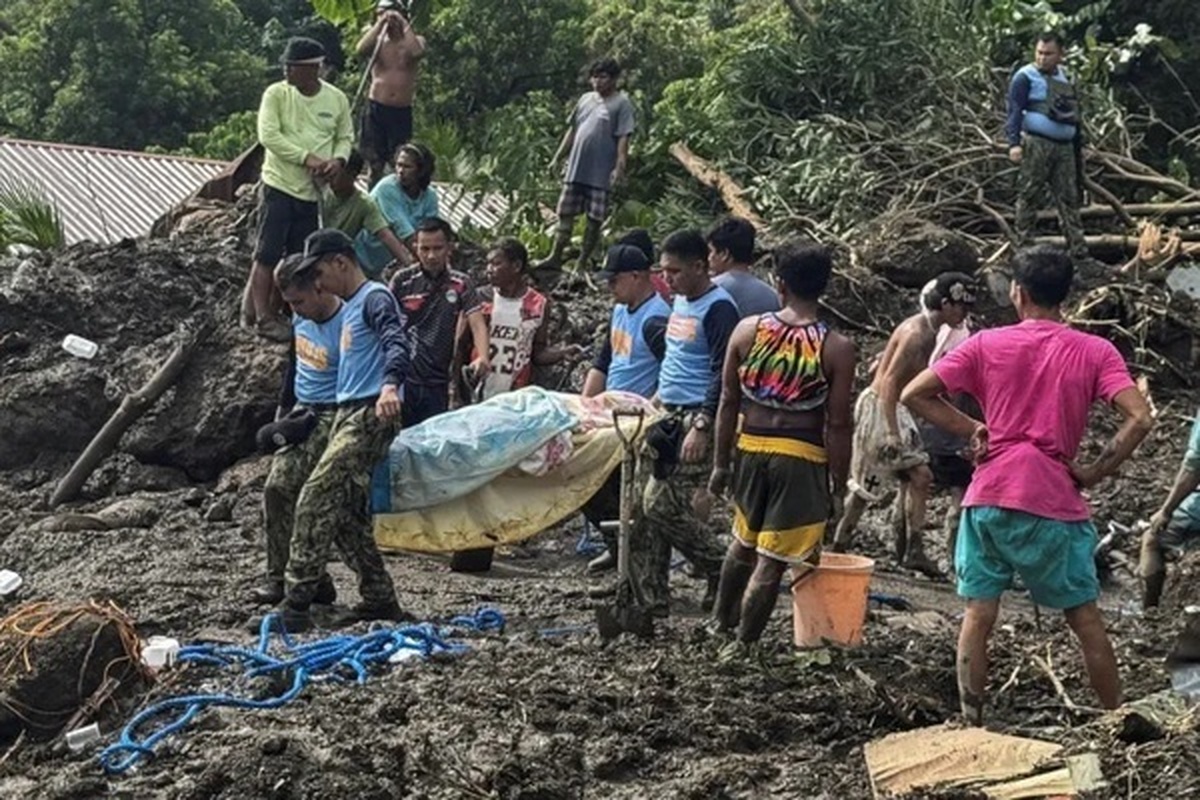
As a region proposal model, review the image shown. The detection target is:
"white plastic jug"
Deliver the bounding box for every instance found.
[0,570,21,596]
[62,334,98,359]
[141,636,180,669]
[65,722,101,752]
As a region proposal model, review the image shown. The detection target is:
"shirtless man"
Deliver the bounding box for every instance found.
[356,0,426,186]
[831,272,976,574]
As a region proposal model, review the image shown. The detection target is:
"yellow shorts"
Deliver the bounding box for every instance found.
[732,433,829,568]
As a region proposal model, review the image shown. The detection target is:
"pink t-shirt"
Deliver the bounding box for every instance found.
[932,319,1134,521]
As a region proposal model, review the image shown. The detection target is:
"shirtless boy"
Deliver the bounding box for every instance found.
[831,272,975,574]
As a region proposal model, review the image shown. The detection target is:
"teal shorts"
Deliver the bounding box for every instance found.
[956,506,1099,609]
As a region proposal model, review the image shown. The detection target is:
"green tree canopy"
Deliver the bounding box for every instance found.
[0,0,266,150]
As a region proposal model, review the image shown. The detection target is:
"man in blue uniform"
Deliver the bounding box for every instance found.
[252,255,345,605]
[580,243,672,573]
[262,229,411,631]
[630,229,740,615]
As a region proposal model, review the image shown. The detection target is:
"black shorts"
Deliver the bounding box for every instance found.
[929,453,973,490]
[360,101,413,167]
[254,185,319,268]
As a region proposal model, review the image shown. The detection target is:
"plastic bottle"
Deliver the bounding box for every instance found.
[62,335,98,359]
[65,723,101,752]
[0,570,21,595]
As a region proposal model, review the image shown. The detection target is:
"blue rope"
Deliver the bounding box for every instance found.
[98,606,504,775]
[575,517,607,558]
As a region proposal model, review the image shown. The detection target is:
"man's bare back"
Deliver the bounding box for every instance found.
[871,312,938,397]
[359,13,425,108]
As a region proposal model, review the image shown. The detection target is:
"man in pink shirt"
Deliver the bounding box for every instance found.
[901,246,1152,723]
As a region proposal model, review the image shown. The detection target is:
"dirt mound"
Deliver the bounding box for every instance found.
[852,214,980,289]
[0,234,285,484]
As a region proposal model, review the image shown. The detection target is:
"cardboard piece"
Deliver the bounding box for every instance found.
[864,725,1104,799]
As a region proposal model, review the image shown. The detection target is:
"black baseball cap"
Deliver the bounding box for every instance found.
[296,228,355,273]
[281,37,325,65]
[597,244,651,280]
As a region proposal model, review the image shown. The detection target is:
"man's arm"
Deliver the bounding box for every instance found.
[644,315,668,362]
[1154,464,1200,523]
[877,330,923,442]
[376,228,412,267]
[465,310,491,375]
[1069,386,1154,488]
[701,299,740,419]
[356,15,388,58]
[362,290,410,390]
[823,333,857,499]
[399,17,426,60]
[612,135,630,184]
[332,95,354,163]
[531,308,583,366]
[258,86,320,168]
[901,368,983,441]
[710,319,756,487]
[277,336,298,415]
[582,336,613,397]
[1006,71,1031,153]
[552,127,575,169]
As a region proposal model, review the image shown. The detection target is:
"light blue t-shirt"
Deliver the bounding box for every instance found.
[354,179,440,274]
[565,91,635,190]
[713,270,780,318]
[293,304,344,405]
[337,281,394,404]
[1173,412,1200,528]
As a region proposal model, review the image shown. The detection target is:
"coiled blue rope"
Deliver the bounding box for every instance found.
[98,606,504,775]
[575,517,607,558]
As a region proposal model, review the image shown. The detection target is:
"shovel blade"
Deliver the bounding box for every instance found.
[595,598,654,641]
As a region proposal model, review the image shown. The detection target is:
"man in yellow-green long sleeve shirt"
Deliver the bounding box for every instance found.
[245,37,355,343]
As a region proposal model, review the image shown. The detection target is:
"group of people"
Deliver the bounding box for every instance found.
[240,23,1172,728]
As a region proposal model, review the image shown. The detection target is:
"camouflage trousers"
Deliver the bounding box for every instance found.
[1014,134,1088,259]
[626,430,726,610]
[285,404,398,608]
[262,410,335,583]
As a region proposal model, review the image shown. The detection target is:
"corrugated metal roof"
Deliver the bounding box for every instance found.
[0,138,225,244]
[0,137,510,245]
[432,181,510,232]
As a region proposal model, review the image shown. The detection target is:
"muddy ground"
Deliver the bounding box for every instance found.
[0,208,1198,798]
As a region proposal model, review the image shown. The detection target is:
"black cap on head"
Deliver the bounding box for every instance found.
[281,37,325,65]
[597,244,650,280]
[297,228,355,273]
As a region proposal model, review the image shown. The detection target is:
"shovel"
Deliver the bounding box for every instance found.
[596,407,654,640]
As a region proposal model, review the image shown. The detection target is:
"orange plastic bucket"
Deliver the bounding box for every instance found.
[791,552,875,647]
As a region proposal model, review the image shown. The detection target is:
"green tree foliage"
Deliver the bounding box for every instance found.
[0,0,265,151]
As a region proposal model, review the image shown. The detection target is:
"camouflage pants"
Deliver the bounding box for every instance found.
[627,427,726,610]
[285,404,398,608]
[262,410,335,582]
[1014,134,1088,259]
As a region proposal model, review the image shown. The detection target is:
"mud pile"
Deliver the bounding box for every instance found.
[0,194,1199,796]
[0,232,285,487]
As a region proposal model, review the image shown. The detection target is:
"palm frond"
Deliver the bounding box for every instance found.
[0,176,65,251]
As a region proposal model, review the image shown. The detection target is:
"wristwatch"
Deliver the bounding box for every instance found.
[691,414,712,432]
